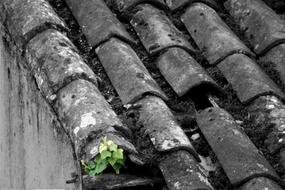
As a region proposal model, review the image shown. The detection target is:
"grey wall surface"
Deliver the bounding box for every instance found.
[0,26,79,189]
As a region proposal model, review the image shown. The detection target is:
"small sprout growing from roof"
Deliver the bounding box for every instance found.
[81,136,126,176]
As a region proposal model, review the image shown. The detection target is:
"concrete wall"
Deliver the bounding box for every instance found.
[0,26,79,189]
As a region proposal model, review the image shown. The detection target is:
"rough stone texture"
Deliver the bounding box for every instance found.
[131,4,196,55]
[83,174,163,190]
[0,0,66,48]
[165,0,220,12]
[105,0,167,13]
[259,44,285,87]
[224,0,285,55]
[159,150,213,190]
[218,54,285,104]
[55,79,136,161]
[156,47,223,97]
[25,29,98,102]
[65,0,135,48]
[96,38,168,104]
[181,3,254,65]
[137,96,199,160]
[281,150,285,168]
[248,96,285,154]
[55,79,123,142]
[240,177,283,190]
[0,29,79,189]
[196,107,279,186]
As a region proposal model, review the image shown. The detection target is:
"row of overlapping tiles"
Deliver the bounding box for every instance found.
[102,1,285,189]
[0,0,284,189]
[65,0,285,189]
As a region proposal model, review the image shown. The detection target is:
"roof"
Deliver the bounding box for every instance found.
[1,0,285,189]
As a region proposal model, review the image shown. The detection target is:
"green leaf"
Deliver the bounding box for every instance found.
[108,157,118,166]
[107,140,113,146]
[83,136,126,176]
[81,160,90,171]
[95,159,108,175]
[89,161,96,169]
[95,155,102,164]
[80,160,86,166]
[109,143,118,152]
[101,150,112,160]
[113,148,124,160]
[89,170,96,176]
[116,158,125,165]
[112,163,122,174]
[99,144,108,153]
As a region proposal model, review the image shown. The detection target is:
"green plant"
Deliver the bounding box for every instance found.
[81,136,126,176]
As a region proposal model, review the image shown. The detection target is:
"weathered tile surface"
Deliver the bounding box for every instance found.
[240,177,283,190]
[159,150,213,190]
[106,0,167,13]
[218,54,285,104]
[259,44,285,86]
[165,0,220,12]
[248,96,285,154]
[157,47,223,96]
[96,38,167,104]
[281,151,285,169]
[225,0,285,55]
[25,29,98,101]
[137,96,199,160]
[131,4,196,55]
[65,0,135,47]
[1,0,66,47]
[83,174,163,190]
[55,79,136,161]
[196,107,280,185]
[3,0,285,188]
[182,3,253,65]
